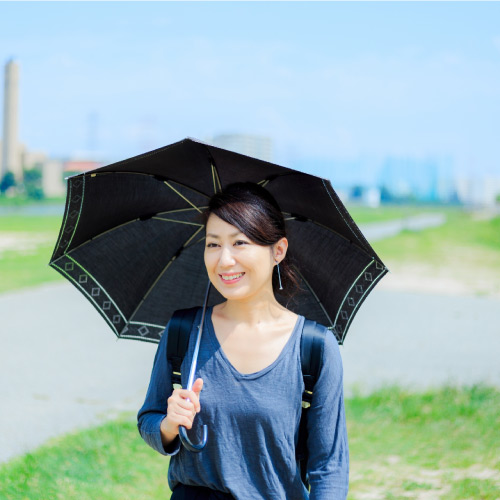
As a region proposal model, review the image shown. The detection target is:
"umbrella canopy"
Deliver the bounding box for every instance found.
[49,138,387,344]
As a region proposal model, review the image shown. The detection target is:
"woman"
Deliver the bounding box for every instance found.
[137,182,349,500]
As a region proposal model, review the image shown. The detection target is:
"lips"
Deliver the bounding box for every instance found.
[219,272,245,283]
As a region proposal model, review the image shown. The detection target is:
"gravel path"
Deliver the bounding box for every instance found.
[1,282,499,463]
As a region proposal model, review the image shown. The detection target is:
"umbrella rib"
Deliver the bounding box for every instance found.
[50,217,140,266]
[52,173,210,265]
[127,225,205,325]
[283,212,383,263]
[164,181,202,213]
[157,206,208,216]
[342,267,388,339]
[211,163,222,193]
[51,261,119,337]
[152,217,203,227]
[293,266,334,329]
[333,260,376,327]
[50,209,205,267]
[129,320,166,329]
[321,179,370,252]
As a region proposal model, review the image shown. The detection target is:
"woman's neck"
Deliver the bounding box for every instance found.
[216,294,286,327]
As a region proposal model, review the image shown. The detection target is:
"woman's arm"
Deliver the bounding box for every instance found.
[306,329,349,500]
[137,324,181,456]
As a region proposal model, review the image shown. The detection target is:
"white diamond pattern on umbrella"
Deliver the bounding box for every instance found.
[138,326,149,337]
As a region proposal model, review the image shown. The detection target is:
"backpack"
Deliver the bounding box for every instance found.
[166,307,326,489]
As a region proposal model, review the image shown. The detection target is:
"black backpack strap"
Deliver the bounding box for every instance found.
[166,307,200,391]
[297,319,326,488]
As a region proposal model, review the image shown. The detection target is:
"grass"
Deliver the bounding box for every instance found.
[346,202,460,225]
[0,215,65,293]
[0,196,66,206]
[1,387,498,500]
[371,209,500,296]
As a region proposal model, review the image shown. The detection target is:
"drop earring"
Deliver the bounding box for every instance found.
[276,260,283,290]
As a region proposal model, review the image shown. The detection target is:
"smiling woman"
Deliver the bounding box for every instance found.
[203,184,295,307]
[137,182,349,500]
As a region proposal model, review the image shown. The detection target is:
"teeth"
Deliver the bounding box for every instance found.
[221,273,244,281]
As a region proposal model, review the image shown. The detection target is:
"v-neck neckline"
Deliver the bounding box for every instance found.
[205,306,304,380]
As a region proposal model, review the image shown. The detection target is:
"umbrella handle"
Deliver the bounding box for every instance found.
[179,279,211,453]
[179,424,208,452]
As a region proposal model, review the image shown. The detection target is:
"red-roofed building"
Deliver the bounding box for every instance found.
[64,160,102,173]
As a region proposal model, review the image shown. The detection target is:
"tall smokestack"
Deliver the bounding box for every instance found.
[1,59,21,182]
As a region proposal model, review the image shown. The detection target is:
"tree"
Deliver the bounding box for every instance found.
[23,167,45,200]
[0,171,16,193]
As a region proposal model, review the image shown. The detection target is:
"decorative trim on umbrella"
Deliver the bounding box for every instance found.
[53,175,85,259]
[332,259,388,342]
[51,254,126,336]
[121,321,165,342]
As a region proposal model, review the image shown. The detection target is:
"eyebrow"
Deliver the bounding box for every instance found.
[206,231,244,238]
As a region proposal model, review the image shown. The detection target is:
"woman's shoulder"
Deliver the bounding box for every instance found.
[301,317,342,361]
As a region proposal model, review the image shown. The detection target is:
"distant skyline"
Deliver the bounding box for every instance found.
[1,2,500,180]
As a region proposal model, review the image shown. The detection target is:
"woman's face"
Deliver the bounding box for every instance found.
[204,214,282,303]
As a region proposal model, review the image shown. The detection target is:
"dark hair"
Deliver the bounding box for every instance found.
[203,182,300,298]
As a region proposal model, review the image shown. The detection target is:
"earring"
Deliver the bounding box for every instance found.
[276,261,283,290]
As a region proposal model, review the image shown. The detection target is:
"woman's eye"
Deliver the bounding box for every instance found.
[234,240,248,246]
[206,243,218,248]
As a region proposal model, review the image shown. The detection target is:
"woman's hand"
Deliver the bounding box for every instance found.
[160,378,203,448]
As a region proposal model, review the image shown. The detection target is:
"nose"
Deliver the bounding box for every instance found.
[219,245,236,267]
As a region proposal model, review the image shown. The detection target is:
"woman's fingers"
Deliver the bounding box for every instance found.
[168,411,195,429]
[163,378,204,436]
[172,383,202,413]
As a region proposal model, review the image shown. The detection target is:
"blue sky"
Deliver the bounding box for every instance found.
[1,2,499,179]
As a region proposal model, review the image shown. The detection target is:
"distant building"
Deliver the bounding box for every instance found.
[40,160,64,197]
[210,134,273,163]
[378,156,456,203]
[1,59,22,182]
[456,175,500,207]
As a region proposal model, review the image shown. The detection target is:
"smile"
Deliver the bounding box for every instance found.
[220,272,245,282]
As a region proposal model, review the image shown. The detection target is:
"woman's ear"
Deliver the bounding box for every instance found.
[274,237,288,263]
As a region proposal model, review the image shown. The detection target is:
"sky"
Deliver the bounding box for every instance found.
[1,1,500,180]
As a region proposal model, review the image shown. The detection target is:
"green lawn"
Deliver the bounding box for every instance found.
[1,387,498,500]
[371,209,500,296]
[346,202,460,225]
[0,215,65,293]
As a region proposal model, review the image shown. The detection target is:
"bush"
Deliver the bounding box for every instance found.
[0,171,16,193]
[23,167,45,200]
